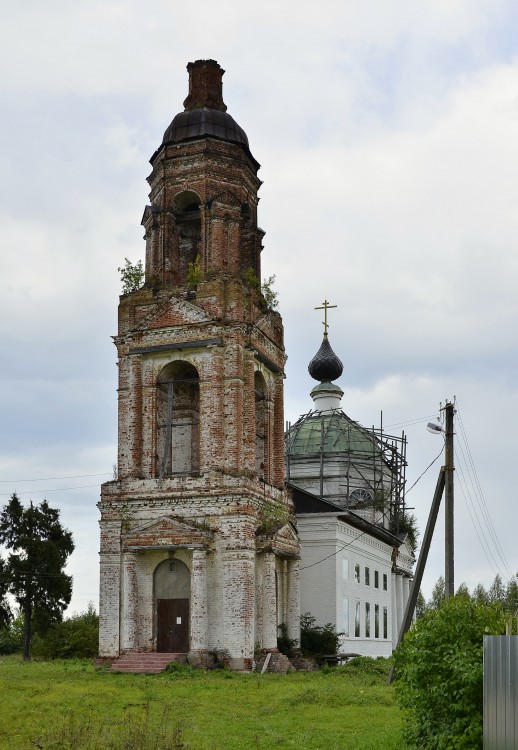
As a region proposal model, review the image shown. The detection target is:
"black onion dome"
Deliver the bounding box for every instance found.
[308,338,344,382]
[162,108,250,149]
[155,60,260,169]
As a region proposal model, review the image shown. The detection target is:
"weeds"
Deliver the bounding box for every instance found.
[35,703,188,750]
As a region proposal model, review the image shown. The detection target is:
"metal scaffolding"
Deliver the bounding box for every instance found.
[285,409,407,533]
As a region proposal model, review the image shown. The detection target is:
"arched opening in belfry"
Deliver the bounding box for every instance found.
[173,190,201,284]
[240,203,258,277]
[255,371,268,480]
[154,558,190,653]
[156,360,200,477]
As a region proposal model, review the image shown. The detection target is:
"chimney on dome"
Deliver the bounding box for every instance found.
[183,59,227,112]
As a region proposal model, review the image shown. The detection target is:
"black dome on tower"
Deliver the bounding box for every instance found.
[156,60,259,169]
[308,337,343,382]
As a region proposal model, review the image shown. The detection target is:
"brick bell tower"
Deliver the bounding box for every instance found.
[98,60,300,670]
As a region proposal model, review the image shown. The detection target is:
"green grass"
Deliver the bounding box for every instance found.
[0,656,403,750]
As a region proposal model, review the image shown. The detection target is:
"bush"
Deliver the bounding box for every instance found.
[300,613,343,659]
[277,622,298,658]
[118,257,144,294]
[394,595,507,749]
[0,614,24,655]
[32,603,99,659]
[338,655,391,679]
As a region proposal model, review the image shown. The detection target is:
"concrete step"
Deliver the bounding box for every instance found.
[109,652,188,674]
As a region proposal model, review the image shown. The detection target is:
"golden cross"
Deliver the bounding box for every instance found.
[314,299,337,337]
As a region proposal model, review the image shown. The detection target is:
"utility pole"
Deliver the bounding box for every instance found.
[444,400,455,598]
[387,400,455,684]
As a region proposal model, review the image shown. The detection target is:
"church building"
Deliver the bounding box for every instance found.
[98,60,300,670]
[287,324,415,657]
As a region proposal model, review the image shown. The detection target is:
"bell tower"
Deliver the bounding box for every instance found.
[98,60,300,670]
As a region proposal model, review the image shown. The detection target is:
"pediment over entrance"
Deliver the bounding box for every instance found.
[275,522,299,545]
[123,515,214,549]
[257,522,299,556]
[134,296,211,332]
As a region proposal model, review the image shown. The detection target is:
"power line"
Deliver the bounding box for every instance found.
[0,483,104,497]
[0,473,111,483]
[300,530,368,570]
[455,457,500,579]
[385,414,438,430]
[405,445,444,497]
[455,401,514,580]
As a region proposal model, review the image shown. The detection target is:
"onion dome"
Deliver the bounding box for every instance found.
[163,107,250,149]
[157,60,259,168]
[308,337,343,383]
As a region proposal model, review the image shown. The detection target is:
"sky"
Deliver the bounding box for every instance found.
[1,0,518,615]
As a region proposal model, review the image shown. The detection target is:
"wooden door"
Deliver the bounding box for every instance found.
[157,598,189,652]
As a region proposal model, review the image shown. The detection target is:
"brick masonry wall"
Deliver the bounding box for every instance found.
[99,65,299,663]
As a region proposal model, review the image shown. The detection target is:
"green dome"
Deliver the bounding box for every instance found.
[287,410,382,457]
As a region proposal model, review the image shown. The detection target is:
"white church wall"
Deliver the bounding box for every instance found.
[297,513,396,658]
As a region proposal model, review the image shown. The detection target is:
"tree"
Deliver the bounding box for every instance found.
[505,576,518,613]
[397,511,419,554]
[0,557,12,628]
[261,274,279,309]
[456,582,470,598]
[472,583,489,606]
[427,575,445,610]
[488,573,506,606]
[0,494,74,660]
[118,257,144,294]
[415,590,427,619]
[395,595,507,749]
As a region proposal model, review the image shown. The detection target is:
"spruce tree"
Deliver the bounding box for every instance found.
[488,573,506,606]
[0,493,74,659]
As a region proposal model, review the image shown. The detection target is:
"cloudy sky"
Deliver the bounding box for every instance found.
[2,0,518,615]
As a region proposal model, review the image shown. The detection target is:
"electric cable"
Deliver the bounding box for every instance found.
[455,400,514,580]
[384,414,438,430]
[405,445,444,497]
[0,483,104,497]
[0,473,112,483]
[300,530,368,570]
[455,456,500,579]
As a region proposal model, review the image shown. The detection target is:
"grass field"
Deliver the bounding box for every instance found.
[0,656,403,750]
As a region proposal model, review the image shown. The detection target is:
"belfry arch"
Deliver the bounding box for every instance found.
[172,190,202,284]
[156,360,200,477]
[255,371,268,481]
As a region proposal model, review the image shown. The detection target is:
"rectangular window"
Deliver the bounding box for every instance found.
[375,604,380,638]
[365,602,371,637]
[365,567,370,586]
[374,570,379,589]
[342,558,349,581]
[342,597,349,637]
[383,573,388,591]
[383,606,388,639]
[354,563,360,583]
[355,600,361,637]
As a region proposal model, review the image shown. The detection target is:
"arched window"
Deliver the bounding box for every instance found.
[156,361,200,477]
[240,203,258,276]
[173,190,201,284]
[255,371,267,479]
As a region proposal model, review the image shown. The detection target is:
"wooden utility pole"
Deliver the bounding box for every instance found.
[444,401,455,598]
[387,469,445,684]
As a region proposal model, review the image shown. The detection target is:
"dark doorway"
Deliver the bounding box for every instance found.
[157,598,189,652]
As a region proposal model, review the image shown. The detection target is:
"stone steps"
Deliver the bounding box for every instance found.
[109,652,188,674]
